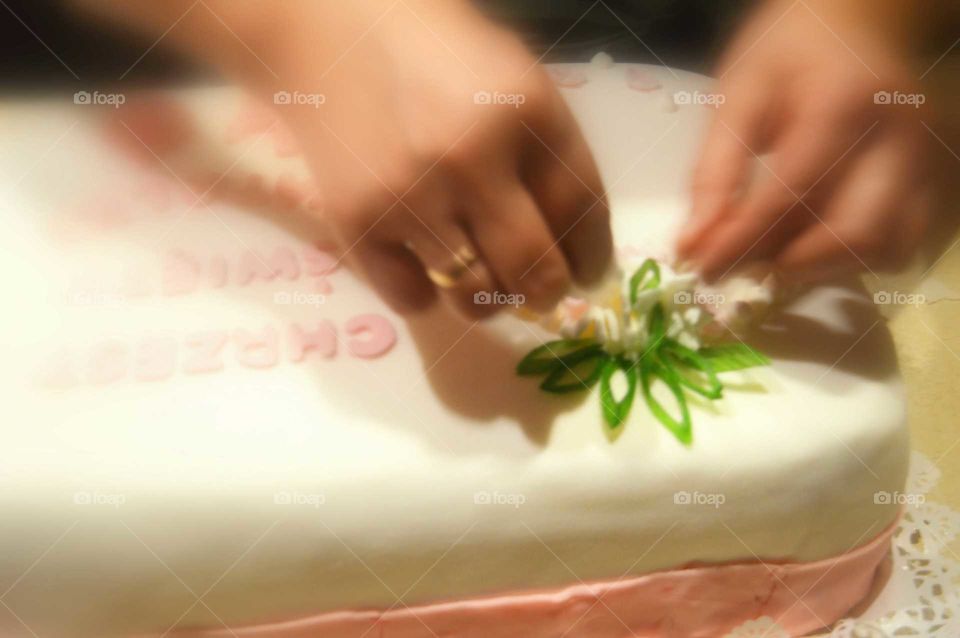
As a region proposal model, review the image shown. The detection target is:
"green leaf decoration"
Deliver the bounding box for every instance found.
[539,345,607,394]
[661,340,722,400]
[647,302,666,345]
[599,358,637,431]
[629,258,661,305]
[517,339,600,376]
[640,359,693,446]
[699,343,770,373]
[516,262,770,445]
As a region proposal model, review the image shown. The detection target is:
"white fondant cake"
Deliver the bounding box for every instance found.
[0,64,907,637]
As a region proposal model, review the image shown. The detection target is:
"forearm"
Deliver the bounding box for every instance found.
[67,0,480,92]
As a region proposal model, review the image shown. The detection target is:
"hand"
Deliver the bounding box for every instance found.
[270,1,612,317]
[677,0,933,284]
[69,0,612,318]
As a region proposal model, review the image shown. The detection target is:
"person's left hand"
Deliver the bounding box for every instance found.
[677,0,933,284]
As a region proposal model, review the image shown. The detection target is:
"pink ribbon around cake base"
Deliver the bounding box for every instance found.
[170,518,897,638]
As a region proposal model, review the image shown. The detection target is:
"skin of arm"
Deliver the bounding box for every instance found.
[67,0,614,317]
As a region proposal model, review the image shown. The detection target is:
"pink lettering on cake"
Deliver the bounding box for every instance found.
[289,321,338,362]
[162,250,201,296]
[87,340,130,385]
[234,326,280,369]
[36,350,80,390]
[208,254,229,289]
[345,314,396,359]
[237,248,301,286]
[302,246,338,278]
[36,315,399,390]
[134,337,178,382]
[183,331,228,374]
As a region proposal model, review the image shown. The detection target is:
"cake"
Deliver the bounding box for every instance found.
[0,61,908,637]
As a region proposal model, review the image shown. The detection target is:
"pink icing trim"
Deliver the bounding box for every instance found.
[548,67,589,88]
[345,314,396,359]
[627,66,663,92]
[166,519,896,638]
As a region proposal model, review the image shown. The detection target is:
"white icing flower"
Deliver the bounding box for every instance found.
[538,259,781,356]
[553,261,706,357]
[701,262,778,334]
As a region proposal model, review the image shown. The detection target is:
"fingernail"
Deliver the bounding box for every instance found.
[674,259,699,275]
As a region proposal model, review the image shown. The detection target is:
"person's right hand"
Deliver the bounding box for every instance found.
[269,0,612,317]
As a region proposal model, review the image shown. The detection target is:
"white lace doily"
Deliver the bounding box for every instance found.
[725,451,960,637]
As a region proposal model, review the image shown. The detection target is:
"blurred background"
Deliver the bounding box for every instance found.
[1,0,746,90]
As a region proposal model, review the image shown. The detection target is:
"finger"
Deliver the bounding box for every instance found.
[467,186,572,313]
[691,107,878,280]
[777,138,921,283]
[678,78,775,256]
[523,131,612,286]
[403,214,500,319]
[352,240,436,314]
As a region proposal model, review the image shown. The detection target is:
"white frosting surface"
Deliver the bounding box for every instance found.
[0,65,907,637]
